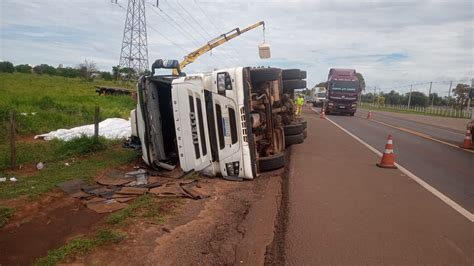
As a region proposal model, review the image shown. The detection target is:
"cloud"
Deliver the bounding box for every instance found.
[0,0,472,95]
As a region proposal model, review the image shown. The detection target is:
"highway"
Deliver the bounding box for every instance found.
[283,107,473,265]
[330,108,473,213]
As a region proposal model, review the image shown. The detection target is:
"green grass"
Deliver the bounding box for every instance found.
[34,229,126,266]
[0,73,135,141]
[107,194,173,225]
[0,135,109,171]
[0,206,15,228]
[0,143,138,199]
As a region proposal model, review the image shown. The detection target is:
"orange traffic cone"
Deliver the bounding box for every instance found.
[377,135,397,169]
[459,128,473,149]
[367,111,373,119]
[320,109,326,119]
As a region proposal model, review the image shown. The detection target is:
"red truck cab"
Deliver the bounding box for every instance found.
[325,68,361,116]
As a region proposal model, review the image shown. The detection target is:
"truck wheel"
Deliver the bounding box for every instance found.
[282,69,301,80]
[258,152,286,172]
[250,68,281,83]
[301,120,307,129]
[285,133,304,147]
[283,123,304,136]
[350,112,355,116]
[283,79,306,91]
[299,70,307,79]
[303,129,307,139]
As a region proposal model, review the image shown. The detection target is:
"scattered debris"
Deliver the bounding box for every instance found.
[65,162,70,166]
[86,199,128,214]
[223,176,244,182]
[57,179,87,195]
[0,177,6,182]
[116,187,148,195]
[124,169,148,185]
[36,162,44,170]
[56,169,209,214]
[9,177,18,182]
[96,170,135,186]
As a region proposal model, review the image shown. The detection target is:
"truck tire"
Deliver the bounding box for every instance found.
[250,68,281,83]
[301,120,307,129]
[258,152,286,172]
[285,133,304,147]
[303,129,307,139]
[283,79,306,91]
[299,70,307,79]
[283,123,304,136]
[282,69,301,80]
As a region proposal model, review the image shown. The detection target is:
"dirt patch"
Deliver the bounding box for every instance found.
[0,191,104,266]
[70,170,283,265]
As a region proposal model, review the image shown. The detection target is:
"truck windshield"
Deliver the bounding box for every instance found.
[330,81,357,92]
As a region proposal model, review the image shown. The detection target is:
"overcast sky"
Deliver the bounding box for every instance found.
[1,0,472,95]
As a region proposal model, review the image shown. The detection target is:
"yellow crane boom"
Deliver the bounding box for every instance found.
[173,21,265,75]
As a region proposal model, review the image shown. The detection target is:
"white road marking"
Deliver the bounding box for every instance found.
[310,107,474,222]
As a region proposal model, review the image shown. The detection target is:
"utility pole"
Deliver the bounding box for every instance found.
[407,84,413,109]
[119,0,149,77]
[447,80,452,107]
[468,78,473,111]
[373,87,376,105]
[428,81,433,107]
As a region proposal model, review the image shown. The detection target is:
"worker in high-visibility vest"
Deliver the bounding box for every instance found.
[295,95,305,116]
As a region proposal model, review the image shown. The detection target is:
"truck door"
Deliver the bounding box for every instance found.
[172,80,213,172]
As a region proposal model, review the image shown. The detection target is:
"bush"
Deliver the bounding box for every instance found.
[54,135,107,158]
[15,64,32,74]
[0,61,14,73]
[33,64,57,75]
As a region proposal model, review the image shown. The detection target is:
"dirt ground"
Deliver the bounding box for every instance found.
[70,169,283,265]
[0,165,283,265]
[0,191,105,265]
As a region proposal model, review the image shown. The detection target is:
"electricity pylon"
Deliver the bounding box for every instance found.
[119,0,149,76]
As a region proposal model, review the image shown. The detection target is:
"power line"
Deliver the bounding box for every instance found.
[191,0,245,65]
[161,0,235,66]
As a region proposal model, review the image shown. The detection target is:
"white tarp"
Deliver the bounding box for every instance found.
[35,118,131,141]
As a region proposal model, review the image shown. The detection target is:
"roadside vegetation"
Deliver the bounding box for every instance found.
[35,229,126,266]
[0,72,135,141]
[0,206,15,227]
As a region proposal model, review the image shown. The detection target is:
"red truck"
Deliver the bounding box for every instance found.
[324,68,361,116]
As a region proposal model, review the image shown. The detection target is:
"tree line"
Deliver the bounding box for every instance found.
[0,60,137,81]
[361,85,472,110]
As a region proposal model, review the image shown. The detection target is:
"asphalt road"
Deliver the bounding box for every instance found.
[329,108,473,212]
[284,108,473,264]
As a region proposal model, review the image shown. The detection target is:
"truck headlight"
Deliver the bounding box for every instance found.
[351,103,357,107]
[328,102,334,106]
[226,161,240,176]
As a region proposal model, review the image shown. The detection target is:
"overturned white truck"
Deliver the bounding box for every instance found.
[130,60,307,179]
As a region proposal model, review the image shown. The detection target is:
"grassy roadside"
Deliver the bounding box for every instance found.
[0,139,138,200]
[0,73,135,141]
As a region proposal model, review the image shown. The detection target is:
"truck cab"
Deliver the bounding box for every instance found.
[325,68,361,116]
[131,62,287,179]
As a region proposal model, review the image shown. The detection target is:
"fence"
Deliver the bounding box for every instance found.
[359,102,472,119]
